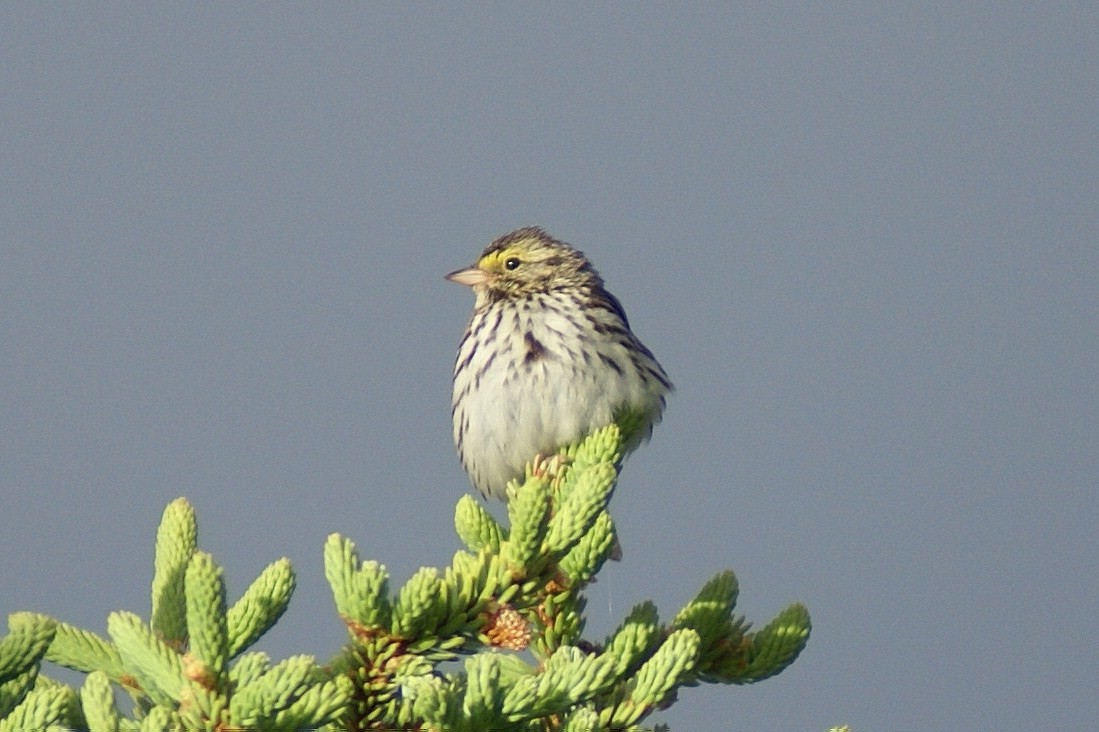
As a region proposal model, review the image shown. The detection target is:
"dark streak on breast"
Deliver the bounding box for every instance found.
[524,331,548,363]
[600,353,624,375]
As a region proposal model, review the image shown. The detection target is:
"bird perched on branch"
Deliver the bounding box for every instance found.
[447,227,672,499]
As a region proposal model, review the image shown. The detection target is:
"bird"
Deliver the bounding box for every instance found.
[447,226,672,500]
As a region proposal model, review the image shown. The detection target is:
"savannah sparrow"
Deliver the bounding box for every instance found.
[447,227,672,500]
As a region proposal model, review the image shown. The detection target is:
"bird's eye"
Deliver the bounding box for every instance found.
[504,257,521,271]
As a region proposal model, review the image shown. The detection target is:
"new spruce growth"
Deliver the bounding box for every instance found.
[325,425,810,730]
[35,499,351,730]
[6,424,810,730]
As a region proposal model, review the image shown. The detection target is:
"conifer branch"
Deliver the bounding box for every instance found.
[5,423,811,730]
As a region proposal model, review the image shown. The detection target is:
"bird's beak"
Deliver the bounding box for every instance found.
[445,266,490,287]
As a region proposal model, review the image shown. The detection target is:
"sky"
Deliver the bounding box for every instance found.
[2,4,1097,730]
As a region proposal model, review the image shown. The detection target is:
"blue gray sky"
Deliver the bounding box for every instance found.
[3,5,1096,730]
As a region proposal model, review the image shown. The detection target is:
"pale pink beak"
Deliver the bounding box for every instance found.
[445,266,490,287]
